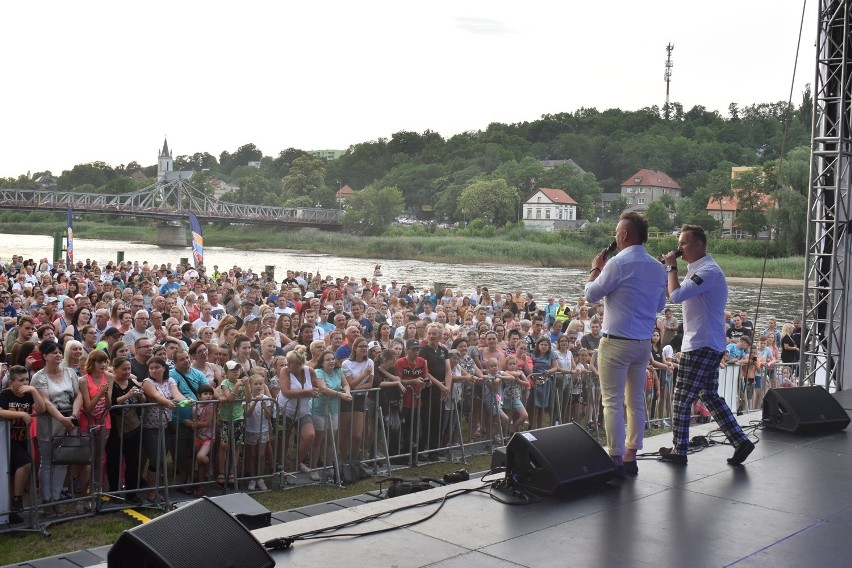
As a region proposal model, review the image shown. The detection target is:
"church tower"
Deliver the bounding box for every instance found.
[157,138,173,183]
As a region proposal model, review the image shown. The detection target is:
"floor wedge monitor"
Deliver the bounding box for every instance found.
[763,386,851,435]
[505,422,615,494]
[108,496,274,568]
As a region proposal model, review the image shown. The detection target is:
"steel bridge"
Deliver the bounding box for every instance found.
[0,179,343,227]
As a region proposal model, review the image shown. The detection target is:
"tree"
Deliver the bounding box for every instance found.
[282,156,326,201]
[458,179,516,227]
[732,168,768,238]
[269,148,309,178]
[646,201,672,232]
[220,174,282,206]
[607,195,628,219]
[342,184,404,235]
[57,162,117,191]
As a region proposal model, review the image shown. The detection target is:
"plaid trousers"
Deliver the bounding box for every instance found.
[671,347,748,455]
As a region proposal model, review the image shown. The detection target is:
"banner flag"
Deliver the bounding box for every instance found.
[188,211,204,269]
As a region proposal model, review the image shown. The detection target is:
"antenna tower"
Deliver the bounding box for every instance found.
[664,43,674,119]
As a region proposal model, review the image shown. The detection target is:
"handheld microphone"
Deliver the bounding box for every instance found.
[605,241,617,257]
[660,250,683,264]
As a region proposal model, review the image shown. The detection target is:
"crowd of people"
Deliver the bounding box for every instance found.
[0,243,804,520]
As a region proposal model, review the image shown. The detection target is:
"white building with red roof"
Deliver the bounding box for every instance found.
[523,188,579,231]
[620,169,682,211]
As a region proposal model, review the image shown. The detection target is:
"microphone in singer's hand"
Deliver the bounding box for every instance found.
[605,241,617,257]
[660,250,683,264]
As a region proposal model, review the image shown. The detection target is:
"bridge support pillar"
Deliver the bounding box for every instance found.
[156,224,187,247]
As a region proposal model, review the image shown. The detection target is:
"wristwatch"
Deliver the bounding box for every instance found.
[666,265,677,273]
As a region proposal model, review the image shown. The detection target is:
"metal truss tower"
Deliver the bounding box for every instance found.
[803,0,852,389]
[664,43,674,120]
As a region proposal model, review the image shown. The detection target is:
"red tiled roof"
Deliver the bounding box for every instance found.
[336,184,355,198]
[622,169,681,190]
[706,193,775,211]
[537,188,578,205]
[706,196,739,211]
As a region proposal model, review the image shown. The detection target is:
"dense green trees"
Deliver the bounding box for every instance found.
[8,92,816,255]
[342,184,404,235]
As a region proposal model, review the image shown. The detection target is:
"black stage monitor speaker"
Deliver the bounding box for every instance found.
[108,497,274,568]
[505,422,615,495]
[763,386,851,435]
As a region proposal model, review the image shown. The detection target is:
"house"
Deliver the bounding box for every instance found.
[706,193,775,239]
[336,184,355,207]
[523,188,579,231]
[539,159,586,174]
[620,169,681,211]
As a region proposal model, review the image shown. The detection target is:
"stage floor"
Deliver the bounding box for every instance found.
[12,390,852,568]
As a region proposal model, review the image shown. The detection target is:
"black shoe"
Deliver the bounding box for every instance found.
[727,440,755,465]
[659,447,687,465]
[9,512,23,524]
[612,464,627,478]
[623,460,638,476]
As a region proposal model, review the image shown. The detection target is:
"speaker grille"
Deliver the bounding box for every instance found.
[108,497,274,568]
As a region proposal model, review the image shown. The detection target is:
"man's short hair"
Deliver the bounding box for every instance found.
[620,211,650,243]
[680,224,707,246]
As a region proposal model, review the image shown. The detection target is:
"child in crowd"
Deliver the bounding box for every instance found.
[244,375,272,491]
[442,349,466,448]
[499,355,527,434]
[189,384,215,495]
[0,365,46,523]
[482,358,509,444]
[216,361,247,487]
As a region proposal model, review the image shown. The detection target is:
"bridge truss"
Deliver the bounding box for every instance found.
[0,179,342,226]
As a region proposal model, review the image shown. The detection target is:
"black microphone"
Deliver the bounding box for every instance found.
[660,250,683,264]
[605,241,617,257]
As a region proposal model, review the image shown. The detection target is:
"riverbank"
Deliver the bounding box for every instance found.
[0,215,806,279]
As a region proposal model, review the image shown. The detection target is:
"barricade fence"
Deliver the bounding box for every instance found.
[1,360,800,531]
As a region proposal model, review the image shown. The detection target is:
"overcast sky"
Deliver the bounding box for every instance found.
[1,0,816,178]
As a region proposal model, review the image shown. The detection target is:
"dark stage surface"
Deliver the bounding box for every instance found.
[11,390,852,568]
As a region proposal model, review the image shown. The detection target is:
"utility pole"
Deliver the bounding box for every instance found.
[664,43,674,119]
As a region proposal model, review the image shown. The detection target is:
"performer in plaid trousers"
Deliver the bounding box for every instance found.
[659,224,755,466]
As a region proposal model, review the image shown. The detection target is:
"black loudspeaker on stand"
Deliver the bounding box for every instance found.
[762,386,850,435]
[505,422,616,495]
[108,497,274,568]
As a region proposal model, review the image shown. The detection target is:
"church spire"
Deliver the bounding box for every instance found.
[160,138,171,158]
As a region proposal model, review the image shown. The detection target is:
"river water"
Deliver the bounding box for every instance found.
[0,233,805,327]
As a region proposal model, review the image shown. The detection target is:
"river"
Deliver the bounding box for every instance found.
[0,233,806,328]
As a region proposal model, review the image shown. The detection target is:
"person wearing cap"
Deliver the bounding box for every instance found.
[97,327,124,354]
[585,211,666,477]
[396,338,435,458]
[235,301,255,329]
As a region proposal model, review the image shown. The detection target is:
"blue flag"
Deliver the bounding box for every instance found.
[188,211,204,269]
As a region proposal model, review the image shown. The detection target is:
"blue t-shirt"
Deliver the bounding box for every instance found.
[532,350,557,374]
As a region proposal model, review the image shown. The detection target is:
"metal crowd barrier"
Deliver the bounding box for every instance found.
[5,357,803,532]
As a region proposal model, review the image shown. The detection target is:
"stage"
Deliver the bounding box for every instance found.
[10,390,852,568]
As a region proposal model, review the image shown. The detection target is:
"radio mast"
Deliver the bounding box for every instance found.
[664,43,674,119]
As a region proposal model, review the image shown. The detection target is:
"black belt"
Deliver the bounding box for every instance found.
[601,333,647,341]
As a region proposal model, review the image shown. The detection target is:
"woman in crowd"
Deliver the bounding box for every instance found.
[278,346,317,475]
[310,349,352,480]
[32,340,83,516]
[63,340,86,376]
[77,350,113,505]
[61,306,92,346]
[105,355,144,505]
[339,337,374,462]
[275,314,295,346]
[530,336,558,430]
[140,356,185,503]
[190,340,221,387]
